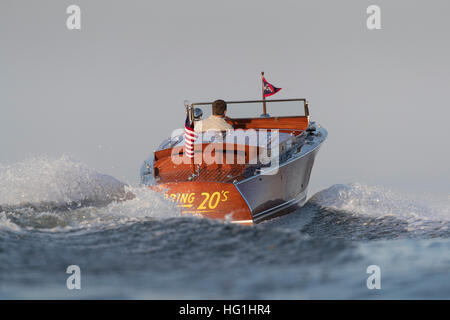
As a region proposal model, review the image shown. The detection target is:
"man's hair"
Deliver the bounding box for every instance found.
[212,99,227,115]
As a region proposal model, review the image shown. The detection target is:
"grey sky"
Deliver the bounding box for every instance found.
[1,0,449,196]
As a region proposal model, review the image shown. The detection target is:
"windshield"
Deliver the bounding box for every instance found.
[191,99,308,119]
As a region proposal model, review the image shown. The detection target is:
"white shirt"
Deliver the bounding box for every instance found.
[194,115,233,133]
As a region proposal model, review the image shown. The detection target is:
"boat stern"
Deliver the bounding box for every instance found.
[150,181,253,225]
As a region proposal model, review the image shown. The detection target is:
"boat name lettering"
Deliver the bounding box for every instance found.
[165,191,229,210]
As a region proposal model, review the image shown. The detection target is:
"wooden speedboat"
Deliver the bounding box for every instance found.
[140,98,327,225]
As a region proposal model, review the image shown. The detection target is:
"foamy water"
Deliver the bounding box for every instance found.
[307,183,449,237]
[0,155,126,206]
[310,183,449,221]
[0,156,449,299]
[0,156,181,232]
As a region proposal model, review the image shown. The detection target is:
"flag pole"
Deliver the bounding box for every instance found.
[261,71,267,116]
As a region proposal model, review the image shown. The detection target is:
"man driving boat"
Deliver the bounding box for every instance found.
[194,99,233,132]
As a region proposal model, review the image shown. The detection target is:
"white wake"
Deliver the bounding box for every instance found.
[310,183,449,232]
[0,155,181,232]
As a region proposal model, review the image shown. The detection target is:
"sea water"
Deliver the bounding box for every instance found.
[0,156,449,299]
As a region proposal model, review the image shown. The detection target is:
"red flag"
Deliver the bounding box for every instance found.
[262,76,282,97]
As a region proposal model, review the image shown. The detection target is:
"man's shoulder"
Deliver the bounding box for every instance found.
[195,115,232,132]
[219,117,233,129]
[198,115,215,124]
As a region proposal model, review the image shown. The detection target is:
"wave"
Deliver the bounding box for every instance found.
[310,183,449,221]
[0,155,181,232]
[0,155,131,207]
[303,183,450,239]
[0,156,448,239]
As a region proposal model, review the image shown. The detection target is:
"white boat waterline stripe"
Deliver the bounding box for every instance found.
[230,220,253,224]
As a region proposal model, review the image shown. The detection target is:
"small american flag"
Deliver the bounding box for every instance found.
[184,114,197,158]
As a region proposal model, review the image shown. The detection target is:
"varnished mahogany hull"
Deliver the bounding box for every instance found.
[149,141,322,225]
[150,182,254,225]
[142,119,327,225]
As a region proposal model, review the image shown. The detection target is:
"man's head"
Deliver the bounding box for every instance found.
[212,99,227,116]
